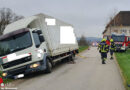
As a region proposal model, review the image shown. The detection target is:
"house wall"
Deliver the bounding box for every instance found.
[103,26,130,36]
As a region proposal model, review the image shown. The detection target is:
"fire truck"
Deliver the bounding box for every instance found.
[104,33,130,51]
[127,36,130,48]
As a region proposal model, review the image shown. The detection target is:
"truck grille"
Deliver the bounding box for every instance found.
[2,56,31,69]
[9,65,27,75]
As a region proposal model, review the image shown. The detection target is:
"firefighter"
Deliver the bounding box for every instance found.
[110,39,115,60]
[98,38,109,64]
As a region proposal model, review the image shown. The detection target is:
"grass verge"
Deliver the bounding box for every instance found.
[115,49,130,90]
[79,46,89,53]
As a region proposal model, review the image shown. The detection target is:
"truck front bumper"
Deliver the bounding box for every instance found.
[3,61,46,79]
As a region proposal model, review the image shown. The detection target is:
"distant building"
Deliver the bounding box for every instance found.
[103,11,130,37]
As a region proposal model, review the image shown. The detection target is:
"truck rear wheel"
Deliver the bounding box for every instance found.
[45,59,52,73]
[71,53,75,61]
[69,53,75,62]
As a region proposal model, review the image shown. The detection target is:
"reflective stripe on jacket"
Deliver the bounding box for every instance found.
[98,41,109,53]
[110,42,115,50]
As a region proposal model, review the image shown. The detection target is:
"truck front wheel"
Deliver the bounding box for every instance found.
[45,59,52,73]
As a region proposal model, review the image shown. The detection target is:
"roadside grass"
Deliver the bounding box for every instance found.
[79,46,89,53]
[115,49,130,90]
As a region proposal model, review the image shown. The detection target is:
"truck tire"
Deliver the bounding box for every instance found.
[71,53,75,61]
[45,59,52,73]
[69,53,75,61]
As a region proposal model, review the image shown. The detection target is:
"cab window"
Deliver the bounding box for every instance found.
[32,33,40,47]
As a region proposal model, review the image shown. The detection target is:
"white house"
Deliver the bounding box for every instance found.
[103,11,130,37]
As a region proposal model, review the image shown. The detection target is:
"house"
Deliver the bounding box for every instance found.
[103,11,130,37]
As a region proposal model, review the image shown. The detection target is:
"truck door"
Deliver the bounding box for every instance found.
[32,30,47,59]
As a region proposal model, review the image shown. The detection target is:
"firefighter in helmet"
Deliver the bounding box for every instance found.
[98,38,109,64]
[110,38,116,60]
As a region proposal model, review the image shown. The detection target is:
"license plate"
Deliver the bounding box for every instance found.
[16,74,24,78]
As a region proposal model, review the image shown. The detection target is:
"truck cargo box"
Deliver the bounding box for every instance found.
[4,13,78,56]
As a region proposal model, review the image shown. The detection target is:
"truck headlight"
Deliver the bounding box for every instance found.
[2,72,7,77]
[30,62,40,68]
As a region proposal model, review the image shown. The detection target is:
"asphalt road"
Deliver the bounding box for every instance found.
[13,47,125,90]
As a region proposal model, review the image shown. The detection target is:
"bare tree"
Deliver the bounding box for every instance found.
[78,35,89,46]
[106,8,119,26]
[0,8,24,35]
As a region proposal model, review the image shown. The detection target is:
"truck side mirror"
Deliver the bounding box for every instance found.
[37,30,42,34]
[39,35,45,43]
[32,30,42,34]
[36,44,40,48]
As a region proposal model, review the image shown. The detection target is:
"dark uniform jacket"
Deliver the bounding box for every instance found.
[110,42,115,51]
[98,41,109,53]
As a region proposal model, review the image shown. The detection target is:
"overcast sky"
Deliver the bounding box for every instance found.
[0,0,130,37]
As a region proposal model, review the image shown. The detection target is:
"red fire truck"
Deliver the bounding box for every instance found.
[127,36,130,48]
[104,34,130,51]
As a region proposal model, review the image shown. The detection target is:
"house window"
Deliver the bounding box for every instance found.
[121,30,127,33]
[113,30,118,33]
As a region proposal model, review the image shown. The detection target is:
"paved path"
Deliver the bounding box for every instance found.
[15,47,125,90]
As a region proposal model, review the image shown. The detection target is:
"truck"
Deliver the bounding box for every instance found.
[104,33,129,51]
[111,34,129,51]
[0,14,79,78]
[127,36,130,48]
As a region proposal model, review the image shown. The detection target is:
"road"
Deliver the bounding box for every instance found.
[13,47,125,90]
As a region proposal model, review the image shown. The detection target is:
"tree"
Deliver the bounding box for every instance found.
[78,35,89,46]
[0,8,24,35]
[106,8,118,26]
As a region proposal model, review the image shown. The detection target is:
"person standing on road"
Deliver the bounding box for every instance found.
[98,38,109,64]
[109,39,116,60]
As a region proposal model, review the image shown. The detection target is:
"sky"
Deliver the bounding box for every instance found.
[0,0,130,38]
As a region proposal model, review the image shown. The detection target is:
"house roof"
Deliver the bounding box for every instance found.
[107,11,130,27]
[103,11,130,34]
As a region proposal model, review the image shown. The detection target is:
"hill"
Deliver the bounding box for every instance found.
[77,37,102,42]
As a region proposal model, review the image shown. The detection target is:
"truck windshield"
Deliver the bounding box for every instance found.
[112,36,125,42]
[0,32,32,56]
